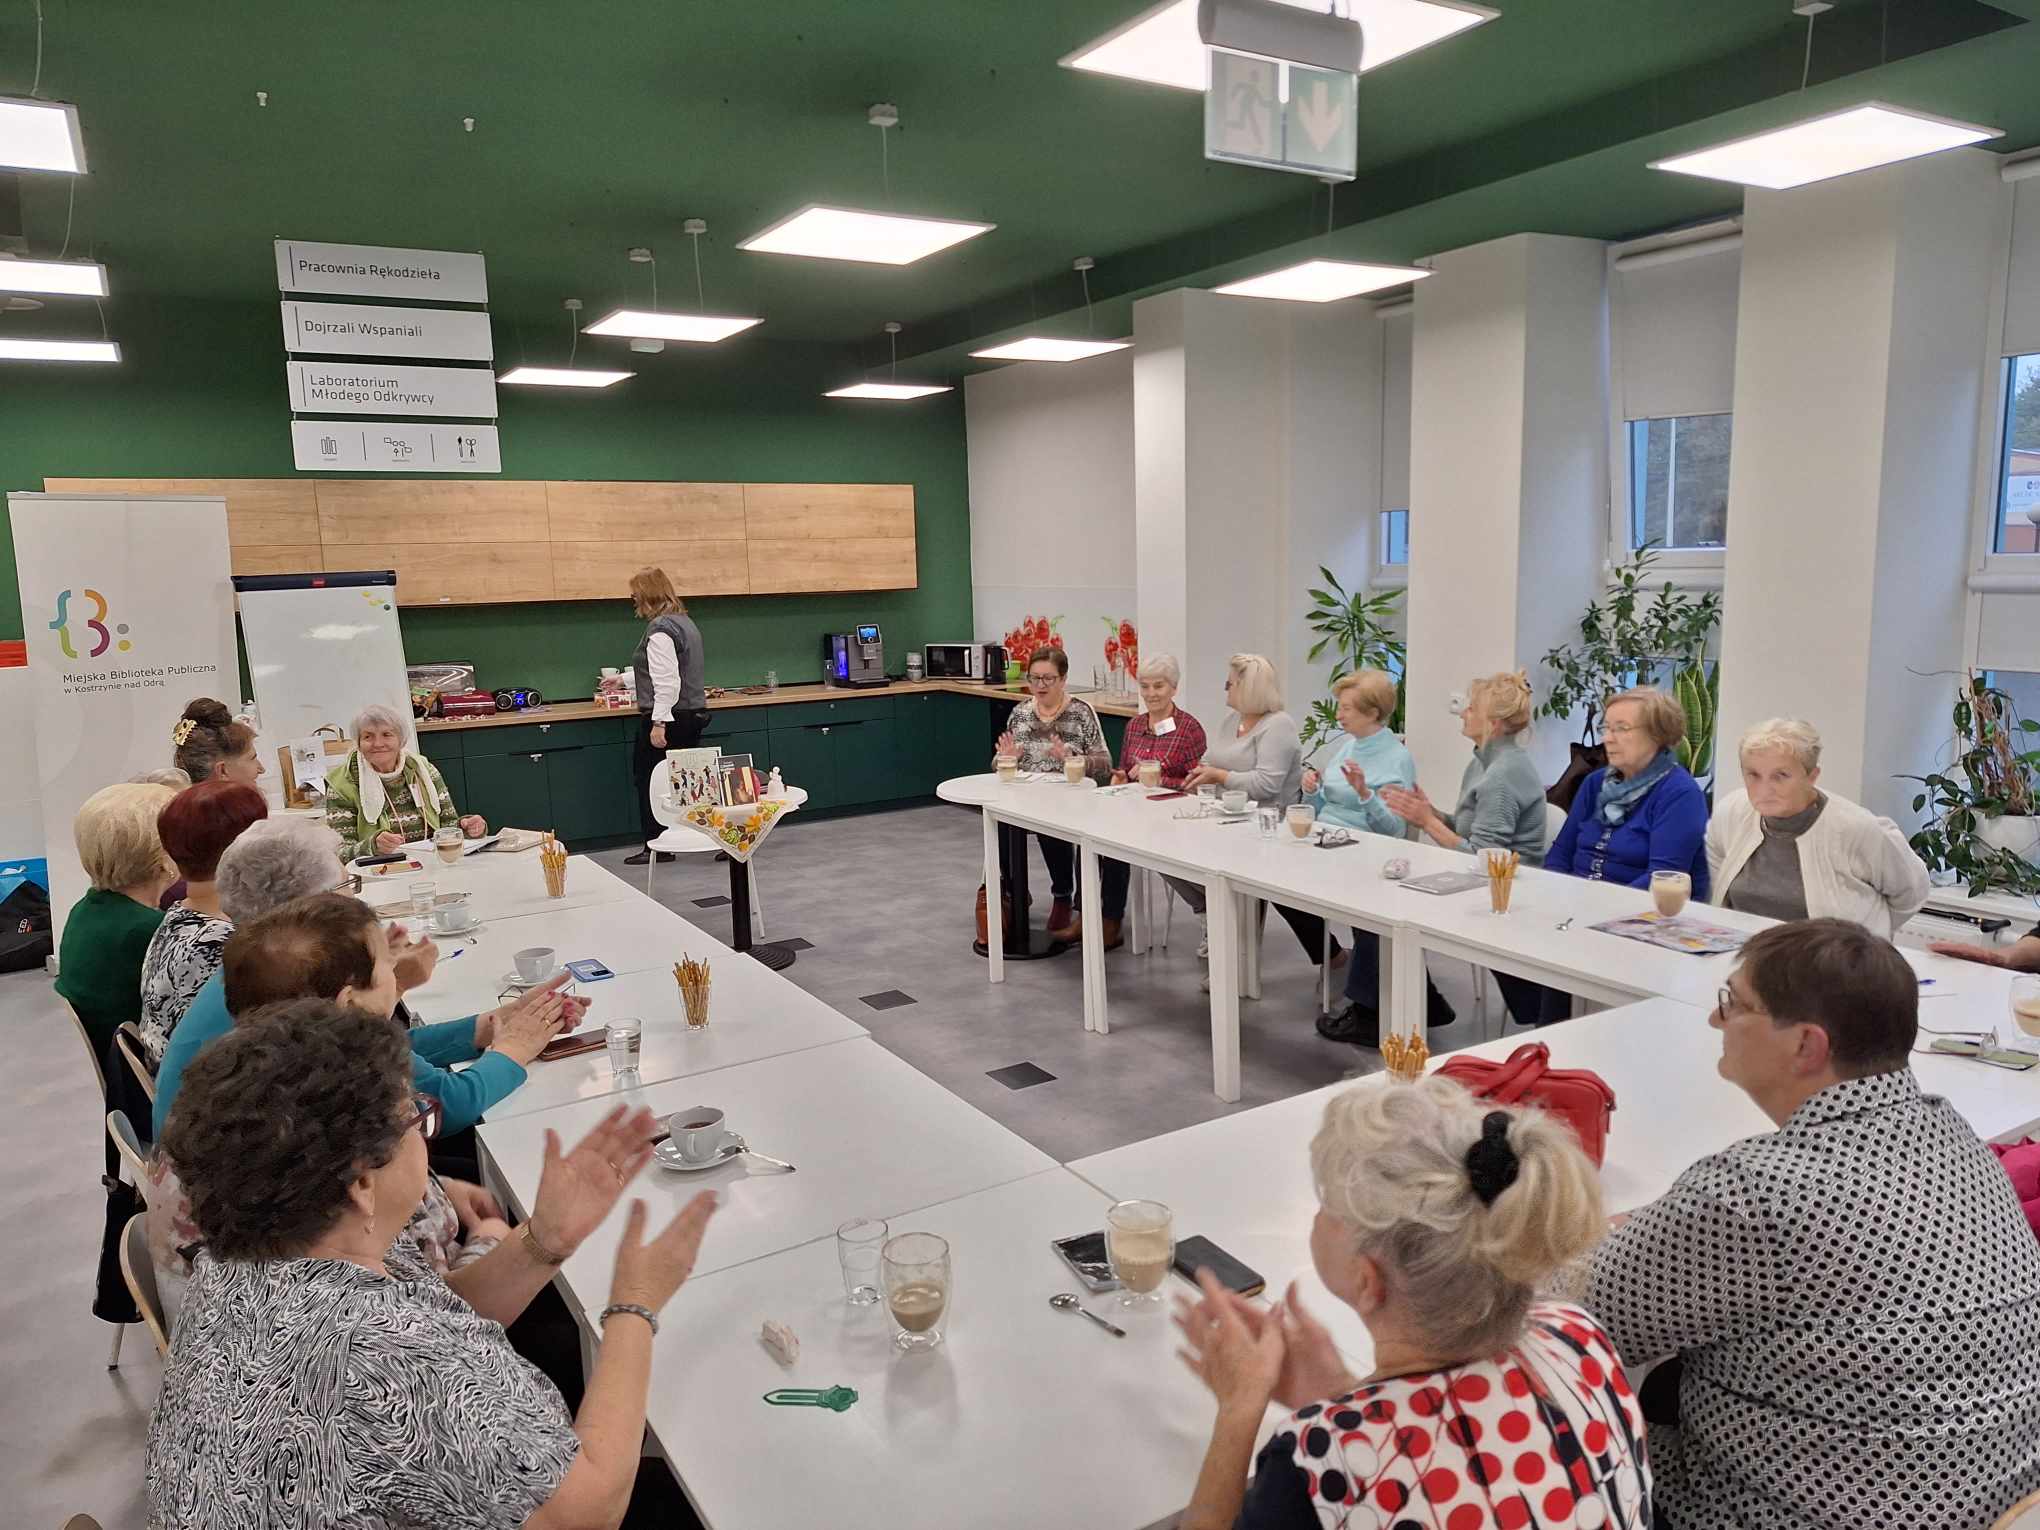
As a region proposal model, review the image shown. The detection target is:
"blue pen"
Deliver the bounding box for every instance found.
[444,948,465,960]
[1919,978,1936,987]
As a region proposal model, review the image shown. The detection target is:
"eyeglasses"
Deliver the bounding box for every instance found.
[1026,673,1060,686]
[1716,984,1763,1020]
[1603,722,1642,736]
[402,1093,443,1141]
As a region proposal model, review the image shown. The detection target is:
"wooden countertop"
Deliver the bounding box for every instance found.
[416,679,1141,732]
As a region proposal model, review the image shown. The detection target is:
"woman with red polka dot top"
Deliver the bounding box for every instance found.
[1173,1076,1649,1530]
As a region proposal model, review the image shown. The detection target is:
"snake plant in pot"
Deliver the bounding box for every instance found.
[1902,674,2040,897]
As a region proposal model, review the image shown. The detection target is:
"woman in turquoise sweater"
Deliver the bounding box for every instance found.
[1309,672,1461,1049]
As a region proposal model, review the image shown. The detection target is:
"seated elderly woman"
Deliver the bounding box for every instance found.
[1173,1075,1648,1529]
[1708,717,1929,937]
[55,780,181,1070]
[151,820,579,1139]
[146,999,717,1529]
[1173,653,1341,981]
[1502,686,1711,1028]
[1059,653,1208,950]
[990,644,1112,943]
[136,780,268,1064]
[324,702,486,859]
[1306,670,1456,1048]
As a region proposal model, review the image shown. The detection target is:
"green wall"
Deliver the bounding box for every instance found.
[0,300,973,696]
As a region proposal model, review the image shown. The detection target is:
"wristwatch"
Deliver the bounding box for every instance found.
[520,1221,568,1266]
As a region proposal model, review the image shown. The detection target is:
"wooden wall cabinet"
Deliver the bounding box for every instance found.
[44,477,918,606]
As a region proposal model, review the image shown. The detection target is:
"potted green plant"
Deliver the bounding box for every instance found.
[1536,546,1723,804]
[1903,674,2040,897]
[1299,569,1405,755]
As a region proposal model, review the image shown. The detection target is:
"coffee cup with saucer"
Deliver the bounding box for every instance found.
[655,1106,742,1172]
[503,945,559,990]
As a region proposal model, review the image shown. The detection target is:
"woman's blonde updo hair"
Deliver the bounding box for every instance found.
[1310,1076,1603,1358]
[1467,672,1534,737]
[172,698,254,782]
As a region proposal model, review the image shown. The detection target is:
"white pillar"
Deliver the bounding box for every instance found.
[1133,288,1378,733]
[1717,150,2001,820]
[1402,234,1609,792]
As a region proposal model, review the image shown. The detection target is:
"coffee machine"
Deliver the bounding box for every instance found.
[824,624,887,688]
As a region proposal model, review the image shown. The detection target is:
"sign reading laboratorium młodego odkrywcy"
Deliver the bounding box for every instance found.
[276,239,501,473]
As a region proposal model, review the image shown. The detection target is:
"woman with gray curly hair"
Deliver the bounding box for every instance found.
[1707,717,1929,937]
[324,701,486,858]
[1172,1076,1650,1530]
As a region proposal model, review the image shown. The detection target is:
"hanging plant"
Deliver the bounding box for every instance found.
[1902,673,2040,897]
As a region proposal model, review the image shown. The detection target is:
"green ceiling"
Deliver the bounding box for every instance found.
[2,0,2035,376]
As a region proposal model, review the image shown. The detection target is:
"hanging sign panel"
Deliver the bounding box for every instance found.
[286,359,497,418]
[281,300,495,361]
[1205,51,1357,180]
[274,239,489,303]
[291,420,502,473]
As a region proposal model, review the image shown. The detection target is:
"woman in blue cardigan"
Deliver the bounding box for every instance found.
[1498,686,1709,1027]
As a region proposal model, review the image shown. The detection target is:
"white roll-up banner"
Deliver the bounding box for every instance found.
[8,493,237,948]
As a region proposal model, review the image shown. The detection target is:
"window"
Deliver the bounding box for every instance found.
[1608,231,1740,566]
[1994,355,2040,555]
[1379,508,1408,566]
[1627,414,1732,552]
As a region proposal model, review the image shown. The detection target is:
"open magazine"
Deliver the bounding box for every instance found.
[1590,912,1751,956]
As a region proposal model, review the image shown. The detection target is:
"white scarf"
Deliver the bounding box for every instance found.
[354,749,431,829]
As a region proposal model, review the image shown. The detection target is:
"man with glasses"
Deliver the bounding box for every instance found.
[1585,918,2040,1530]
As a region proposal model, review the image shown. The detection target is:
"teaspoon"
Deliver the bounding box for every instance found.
[1049,1291,1126,1337]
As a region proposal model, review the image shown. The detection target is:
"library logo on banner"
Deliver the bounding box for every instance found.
[42,579,215,697]
[48,586,129,659]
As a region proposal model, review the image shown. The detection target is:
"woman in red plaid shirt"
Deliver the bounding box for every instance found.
[1059,654,1206,950]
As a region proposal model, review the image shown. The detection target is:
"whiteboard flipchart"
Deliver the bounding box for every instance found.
[236,572,412,753]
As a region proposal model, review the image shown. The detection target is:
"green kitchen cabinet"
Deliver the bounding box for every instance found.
[830,718,899,807]
[892,692,946,797]
[463,752,553,834]
[417,729,464,766]
[1100,712,1128,769]
[701,725,772,775]
[546,742,634,844]
[765,722,838,811]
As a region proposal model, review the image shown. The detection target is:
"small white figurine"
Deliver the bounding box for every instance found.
[1382,857,1412,881]
[765,766,786,799]
[760,1319,800,1366]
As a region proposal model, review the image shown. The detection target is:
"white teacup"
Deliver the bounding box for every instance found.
[1221,789,1249,815]
[429,893,473,933]
[670,1106,728,1164]
[513,946,556,985]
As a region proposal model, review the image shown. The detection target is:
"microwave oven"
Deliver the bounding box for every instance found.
[923,643,982,680]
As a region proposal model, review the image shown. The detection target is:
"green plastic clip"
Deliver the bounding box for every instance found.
[763,1385,859,1412]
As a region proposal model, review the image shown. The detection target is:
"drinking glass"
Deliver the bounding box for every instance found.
[605,1017,642,1074]
[434,825,464,867]
[1650,869,1692,918]
[1105,1199,1174,1310]
[836,1216,889,1306]
[1483,850,1516,915]
[2009,976,2040,1055]
[765,670,779,692]
[1137,760,1162,790]
[1257,806,1280,838]
[881,1231,951,1351]
[1286,803,1316,841]
[409,879,437,918]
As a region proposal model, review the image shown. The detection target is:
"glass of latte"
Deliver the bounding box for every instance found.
[881,1232,952,1353]
[1106,1199,1175,1311]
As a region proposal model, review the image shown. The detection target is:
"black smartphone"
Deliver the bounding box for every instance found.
[355,851,408,867]
[1173,1235,1265,1298]
[1050,1231,1120,1293]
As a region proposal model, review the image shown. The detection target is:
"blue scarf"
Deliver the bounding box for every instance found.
[1596,749,1675,826]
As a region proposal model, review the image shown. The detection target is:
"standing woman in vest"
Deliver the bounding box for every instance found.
[618,567,710,866]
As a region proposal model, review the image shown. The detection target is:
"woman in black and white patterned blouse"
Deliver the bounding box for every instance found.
[136,780,268,1064]
[146,999,717,1530]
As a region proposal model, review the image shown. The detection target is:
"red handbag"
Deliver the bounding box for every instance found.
[1435,1042,1616,1167]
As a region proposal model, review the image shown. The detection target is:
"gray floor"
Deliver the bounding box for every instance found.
[3,800,1503,1527]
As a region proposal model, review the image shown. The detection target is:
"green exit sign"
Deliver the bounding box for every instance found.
[1204,51,1356,181]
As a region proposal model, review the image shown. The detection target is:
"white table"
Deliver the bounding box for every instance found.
[647,1168,1290,1530]
[476,1038,1057,1301]
[455,962,869,1122]
[359,845,637,923]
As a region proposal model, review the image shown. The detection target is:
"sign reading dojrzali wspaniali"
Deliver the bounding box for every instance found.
[291,420,502,473]
[274,239,489,304]
[280,300,494,361]
[286,359,497,418]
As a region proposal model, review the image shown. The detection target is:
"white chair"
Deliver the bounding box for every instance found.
[113,1022,157,1106]
[1993,1488,2040,1530]
[106,1110,149,1191]
[118,1212,172,1360]
[643,769,808,942]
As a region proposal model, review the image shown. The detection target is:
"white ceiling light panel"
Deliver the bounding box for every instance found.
[0,257,109,297]
[1648,102,2000,191]
[968,337,1132,363]
[583,309,762,343]
[1060,0,1494,90]
[0,337,120,362]
[0,95,87,172]
[497,365,633,388]
[738,205,995,266]
[1215,259,1432,302]
[824,381,954,399]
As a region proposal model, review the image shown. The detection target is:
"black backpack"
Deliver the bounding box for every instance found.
[0,877,53,974]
